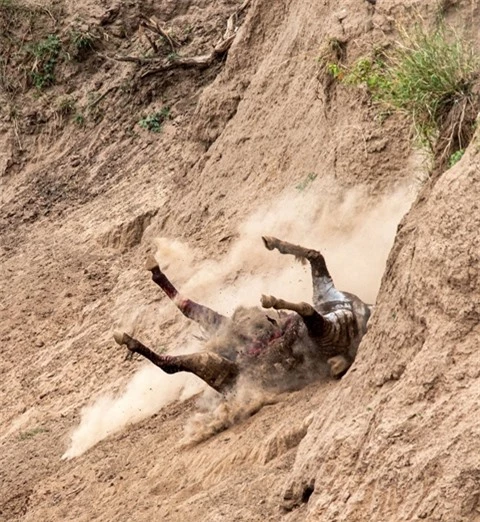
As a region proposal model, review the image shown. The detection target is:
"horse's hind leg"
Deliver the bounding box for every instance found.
[145,256,229,334]
[261,294,316,317]
[262,236,331,277]
[262,237,326,265]
[262,236,344,308]
[261,294,326,337]
[113,332,239,393]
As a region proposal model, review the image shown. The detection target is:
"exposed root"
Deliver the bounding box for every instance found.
[111,0,251,78]
[432,92,479,175]
[140,15,180,54]
[87,86,118,109]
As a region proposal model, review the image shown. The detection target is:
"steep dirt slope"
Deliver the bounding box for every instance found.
[1,0,479,521]
[282,140,480,521]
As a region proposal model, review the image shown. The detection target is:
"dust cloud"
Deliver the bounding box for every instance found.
[63,180,415,458]
[62,365,204,459]
[181,377,280,447]
[167,180,414,312]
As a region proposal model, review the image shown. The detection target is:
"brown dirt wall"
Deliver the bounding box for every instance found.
[1,0,479,521]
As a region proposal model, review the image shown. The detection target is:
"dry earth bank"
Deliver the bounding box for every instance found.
[1,0,479,521]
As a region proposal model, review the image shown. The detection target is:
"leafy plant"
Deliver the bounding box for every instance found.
[0,1,65,95]
[28,34,61,89]
[326,62,342,79]
[448,148,465,167]
[340,55,391,94]
[138,107,171,133]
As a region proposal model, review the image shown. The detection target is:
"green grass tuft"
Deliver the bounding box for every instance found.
[328,25,479,169]
[69,29,97,61]
[377,26,478,145]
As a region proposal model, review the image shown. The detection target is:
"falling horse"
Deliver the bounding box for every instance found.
[114,237,372,393]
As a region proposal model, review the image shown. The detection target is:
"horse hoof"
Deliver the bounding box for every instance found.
[113,331,126,345]
[145,255,159,272]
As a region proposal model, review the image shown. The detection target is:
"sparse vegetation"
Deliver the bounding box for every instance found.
[448,148,465,167]
[28,34,61,89]
[138,107,171,133]
[318,37,347,66]
[69,29,97,60]
[0,1,47,92]
[183,24,194,36]
[0,0,31,23]
[327,25,480,171]
[295,172,318,191]
[73,113,85,126]
[18,427,48,441]
[57,96,76,116]
[167,52,180,62]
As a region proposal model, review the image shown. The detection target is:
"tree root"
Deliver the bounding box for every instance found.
[110,0,251,78]
[139,15,180,54]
